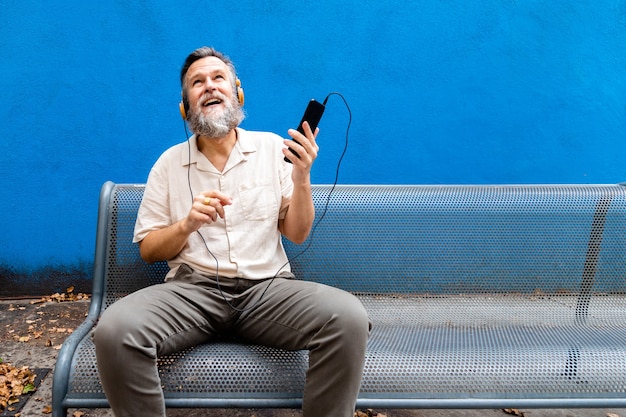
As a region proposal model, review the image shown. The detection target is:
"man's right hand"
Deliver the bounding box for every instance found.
[139,191,232,264]
[183,191,233,233]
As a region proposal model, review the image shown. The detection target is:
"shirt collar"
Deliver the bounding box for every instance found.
[181,128,257,171]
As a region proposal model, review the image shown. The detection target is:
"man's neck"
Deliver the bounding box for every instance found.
[196,129,237,172]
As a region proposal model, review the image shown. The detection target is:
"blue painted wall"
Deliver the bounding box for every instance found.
[2,1,625,296]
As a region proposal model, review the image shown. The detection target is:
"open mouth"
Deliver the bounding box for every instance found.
[203,98,222,107]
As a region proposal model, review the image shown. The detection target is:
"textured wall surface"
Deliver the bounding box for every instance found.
[1,1,625,295]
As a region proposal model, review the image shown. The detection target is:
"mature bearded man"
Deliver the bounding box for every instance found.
[93,46,371,417]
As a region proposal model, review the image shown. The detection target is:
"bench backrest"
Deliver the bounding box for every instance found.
[94,182,626,317]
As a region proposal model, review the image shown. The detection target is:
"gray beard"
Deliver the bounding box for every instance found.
[188,100,245,139]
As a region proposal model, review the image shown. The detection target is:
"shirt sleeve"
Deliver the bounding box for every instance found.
[133,155,172,243]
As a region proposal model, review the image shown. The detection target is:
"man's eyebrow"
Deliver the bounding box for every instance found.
[187,66,227,81]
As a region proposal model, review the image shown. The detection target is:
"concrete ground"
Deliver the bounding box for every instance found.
[1,298,625,417]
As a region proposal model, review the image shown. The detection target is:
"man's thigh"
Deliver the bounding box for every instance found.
[233,278,367,350]
[97,277,234,356]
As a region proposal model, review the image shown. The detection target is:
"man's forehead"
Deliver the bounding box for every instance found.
[187,57,229,77]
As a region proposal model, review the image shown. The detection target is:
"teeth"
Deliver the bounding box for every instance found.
[203,99,221,106]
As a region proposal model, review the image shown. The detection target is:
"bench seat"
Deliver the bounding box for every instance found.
[52,182,626,415]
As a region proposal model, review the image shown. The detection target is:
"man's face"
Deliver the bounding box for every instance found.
[185,56,234,116]
[184,56,244,138]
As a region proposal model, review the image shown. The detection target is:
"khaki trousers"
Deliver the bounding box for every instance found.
[93,264,371,417]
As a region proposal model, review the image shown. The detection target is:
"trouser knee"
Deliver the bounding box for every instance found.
[93,302,151,358]
[326,293,371,351]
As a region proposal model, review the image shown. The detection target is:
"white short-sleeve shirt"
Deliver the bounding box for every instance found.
[134,128,294,280]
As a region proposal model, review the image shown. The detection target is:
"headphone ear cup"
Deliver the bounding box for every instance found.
[179,101,187,120]
[179,91,189,120]
[236,79,245,107]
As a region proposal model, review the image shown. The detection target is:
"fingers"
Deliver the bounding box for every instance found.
[284,121,319,165]
[205,191,233,206]
[192,192,232,224]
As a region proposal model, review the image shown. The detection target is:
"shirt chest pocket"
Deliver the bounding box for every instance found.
[238,182,279,221]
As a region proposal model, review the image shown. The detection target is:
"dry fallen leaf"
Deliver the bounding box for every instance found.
[42,404,52,414]
[607,413,620,417]
[30,287,90,305]
[503,409,526,417]
[354,410,385,417]
[0,361,37,412]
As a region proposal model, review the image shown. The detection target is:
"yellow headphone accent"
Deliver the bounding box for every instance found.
[236,78,245,107]
[179,94,188,121]
[179,78,244,120]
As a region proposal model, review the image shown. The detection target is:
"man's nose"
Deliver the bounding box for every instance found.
[203,79,217,91]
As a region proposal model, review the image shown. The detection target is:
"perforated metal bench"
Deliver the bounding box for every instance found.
[52,181,626,416]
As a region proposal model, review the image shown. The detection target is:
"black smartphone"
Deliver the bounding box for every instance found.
[284,99,326,163]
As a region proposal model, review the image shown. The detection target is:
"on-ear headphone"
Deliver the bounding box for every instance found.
[179,78,244,120]
[236,78,245,108]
